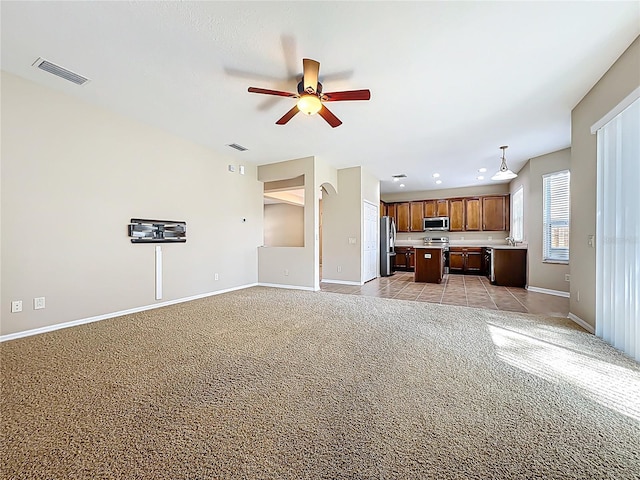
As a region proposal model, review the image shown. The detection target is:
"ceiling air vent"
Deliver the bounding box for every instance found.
[227,143,248,152]
[32,57,90,85]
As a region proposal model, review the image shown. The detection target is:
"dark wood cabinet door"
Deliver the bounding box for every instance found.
[423,200,436,218]
[465,249,483,273]
[482,195,510,231]
[396,202,410,232]
[386,203,397,221]
[449,250,465,273]
[394,248,408,269]
[465,198,482,231]
[493,249,526,287]
[409,201,424,231]
[380,201,386,218]
[448,199,465,231]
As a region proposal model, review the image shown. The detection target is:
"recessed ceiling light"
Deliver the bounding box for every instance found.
[478,168,487,173]
[432,173,440,178]
[435,180,442,185]
[399,183,406,188]
[477,175,485,180]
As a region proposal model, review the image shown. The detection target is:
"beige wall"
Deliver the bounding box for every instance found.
[570,36,640,327]
[263,203,304,247]
[511,148,571,293]
[322,166,380,284]
[257,156,337,290]
[323,167,362,282]
[1,72,263,336]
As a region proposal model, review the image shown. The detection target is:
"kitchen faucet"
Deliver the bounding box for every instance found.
[505,237,516,246]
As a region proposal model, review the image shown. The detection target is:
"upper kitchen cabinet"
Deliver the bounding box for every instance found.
[448,198,465,231]
[386,202,396,220]
[464,197,482,231]
[482,195,510,231]
[409,201,424,231]
[385,194,510,233]
[396,202,410,232]
[424,199,449,218]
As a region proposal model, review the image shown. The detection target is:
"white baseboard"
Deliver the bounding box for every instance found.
[567,313,595,333]
[258,282,318,291]
[0,283,259,343]
[320,279,363,286]
[526,286,570,298]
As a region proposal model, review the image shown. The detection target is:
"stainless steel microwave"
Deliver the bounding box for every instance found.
[423,217,450,231]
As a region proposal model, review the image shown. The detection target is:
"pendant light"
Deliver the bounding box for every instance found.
[491,145,517,181]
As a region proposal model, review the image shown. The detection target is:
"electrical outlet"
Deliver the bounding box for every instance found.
[565,274,570,282]
[11,300,23,313]
[34,297,46,310]
[284,269,289,276]
[214,273,219,281]
[337,266,342,273]
[577,290,580,302]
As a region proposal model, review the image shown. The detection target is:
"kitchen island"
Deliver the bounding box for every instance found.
[414,245,446,283]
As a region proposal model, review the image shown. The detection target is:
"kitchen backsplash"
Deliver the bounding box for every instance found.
[396,231,514,245]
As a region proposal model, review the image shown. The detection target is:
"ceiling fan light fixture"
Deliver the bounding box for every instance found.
[491,145,517,181]
[296,95,322,115]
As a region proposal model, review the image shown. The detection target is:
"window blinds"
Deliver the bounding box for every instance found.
[542,171,570,262]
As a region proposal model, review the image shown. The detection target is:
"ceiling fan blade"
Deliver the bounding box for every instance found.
[317,105,342,128]
[303,58,320,93]
[275,105,300,125]
[248,87,297,98]
[322,89,371,102]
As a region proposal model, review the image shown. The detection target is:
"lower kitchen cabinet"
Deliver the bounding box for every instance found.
[414,247,444,283]
[449,247,483,274]
[492,248,527,287]
[394,246,415,272]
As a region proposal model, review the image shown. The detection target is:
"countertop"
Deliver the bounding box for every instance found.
[395,241,527,250]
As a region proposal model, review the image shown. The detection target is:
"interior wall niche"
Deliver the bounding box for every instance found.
[263,175,304,247]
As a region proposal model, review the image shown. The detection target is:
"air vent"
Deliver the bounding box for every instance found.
[227,143,248,152]
[32,57,90,85]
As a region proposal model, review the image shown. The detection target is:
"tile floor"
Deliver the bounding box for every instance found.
[320,272,570,317]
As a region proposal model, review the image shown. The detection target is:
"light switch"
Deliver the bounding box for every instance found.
[348,237,356,244]
[588,235,595,248]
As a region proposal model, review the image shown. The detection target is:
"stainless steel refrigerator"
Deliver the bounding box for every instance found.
[380,216,396,277]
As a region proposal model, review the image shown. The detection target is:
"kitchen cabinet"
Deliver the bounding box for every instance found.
[386,203,396,221]
[394,246,415,271]
[409,201,424,232]
[395,202,410,232]
[482,195,510,231]
[449,247,483,274]
[424,199,449,218]
[493,248,527,287]
[380,201,386,218]
[385,194,509,232]
[448,198,465,231]
[465,197,482,231]
[414,247,444,283]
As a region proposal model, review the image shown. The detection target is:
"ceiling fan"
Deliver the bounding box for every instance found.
[248,58,371,128]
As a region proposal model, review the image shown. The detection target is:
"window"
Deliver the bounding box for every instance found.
[511,185,524,242]
[543,170,570,263]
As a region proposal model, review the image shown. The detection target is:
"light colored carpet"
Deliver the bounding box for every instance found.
[1,287,639,479]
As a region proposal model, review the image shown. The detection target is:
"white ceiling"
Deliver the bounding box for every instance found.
[2,2,638,194]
